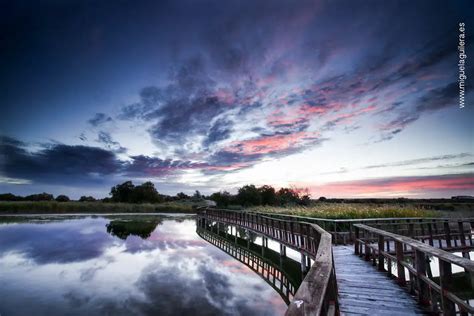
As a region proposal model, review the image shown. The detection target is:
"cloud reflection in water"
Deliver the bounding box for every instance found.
[0,215,286,316]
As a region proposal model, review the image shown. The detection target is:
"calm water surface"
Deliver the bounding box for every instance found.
[0,214,286,316]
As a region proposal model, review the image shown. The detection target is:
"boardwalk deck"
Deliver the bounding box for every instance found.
[333,246,426,315]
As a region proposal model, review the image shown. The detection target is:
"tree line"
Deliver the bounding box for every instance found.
[209,184,310,207]
[0,181,311,206]
[0,192,97,202]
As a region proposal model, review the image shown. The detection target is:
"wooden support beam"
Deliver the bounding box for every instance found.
[439,259,456,316]
[301,253,307,272]
[378,235,385,271]
[444,222,452,249]
[396,241,406,286]
[354,226,360,255]
[415,250,430,305]
[280,243,287,257]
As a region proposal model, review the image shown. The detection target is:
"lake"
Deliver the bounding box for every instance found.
[0,214,288,316]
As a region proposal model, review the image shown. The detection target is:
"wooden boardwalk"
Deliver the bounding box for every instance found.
[333,246,426,315]
[199,209,474,315]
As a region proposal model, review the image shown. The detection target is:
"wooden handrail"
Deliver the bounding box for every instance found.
[209,208,474,245]
[356,224,474,270]
[354,223,474,315]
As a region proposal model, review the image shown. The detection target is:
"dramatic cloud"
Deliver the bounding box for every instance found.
[1,137,122,184]
[96,131,127,154]
[88,113,113,127]
[1,0,472,197]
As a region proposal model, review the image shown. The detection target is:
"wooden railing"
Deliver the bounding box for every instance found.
[354,224,474,315]
[250,212,474,245]
[198,208,338,316]
[367,219,474,250]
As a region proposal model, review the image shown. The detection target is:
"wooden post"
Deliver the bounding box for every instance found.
[408,223,414,238]
[415,250,430,305]
[301,253,307,272]
[459,221,466,247]
[378,235,385,271]
[386,240,392,277]
[280,244,286,257]
[364,243,370,261]
[444,222,452,249]
[246,229,250,248]
[349,223,353,244]
[396,241,406,286]
[354,226,360,255]
[428,222,434,246]
[439,259,456,315]
[426,257,433,279]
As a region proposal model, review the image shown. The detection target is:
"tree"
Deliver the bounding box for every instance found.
[237,185,261,206]
[176,192,189,200]
[0,193,22,201]
[55,195,70,202]
[276,188,300,205]
[79,196,96,202]
[24,193,54,201]
[258,185,277,205]
[300,194,311,206]
[210,191,232,207]
[131,181,162,203]
[110,181,135,202]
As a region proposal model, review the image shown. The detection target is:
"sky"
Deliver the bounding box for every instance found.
[0,0,473,199]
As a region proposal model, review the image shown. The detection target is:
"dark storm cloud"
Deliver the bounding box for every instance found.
[0,138,121,184]
[88,113,113,127]
[0,136,214,184]
[118,57,231,146]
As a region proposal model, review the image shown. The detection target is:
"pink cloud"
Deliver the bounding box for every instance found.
[296,173,474,198]
[226,131,319,155]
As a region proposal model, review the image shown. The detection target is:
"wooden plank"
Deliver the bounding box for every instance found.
[333,246,424,315]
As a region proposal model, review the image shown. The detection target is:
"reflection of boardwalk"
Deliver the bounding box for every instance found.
[334,246,425,315]
[197,227,299,305]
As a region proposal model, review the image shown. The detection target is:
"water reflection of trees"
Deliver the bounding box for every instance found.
[106,218,162,240]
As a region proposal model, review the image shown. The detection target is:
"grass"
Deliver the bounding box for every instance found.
[0,200,197,214]
[252,202,439,219]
